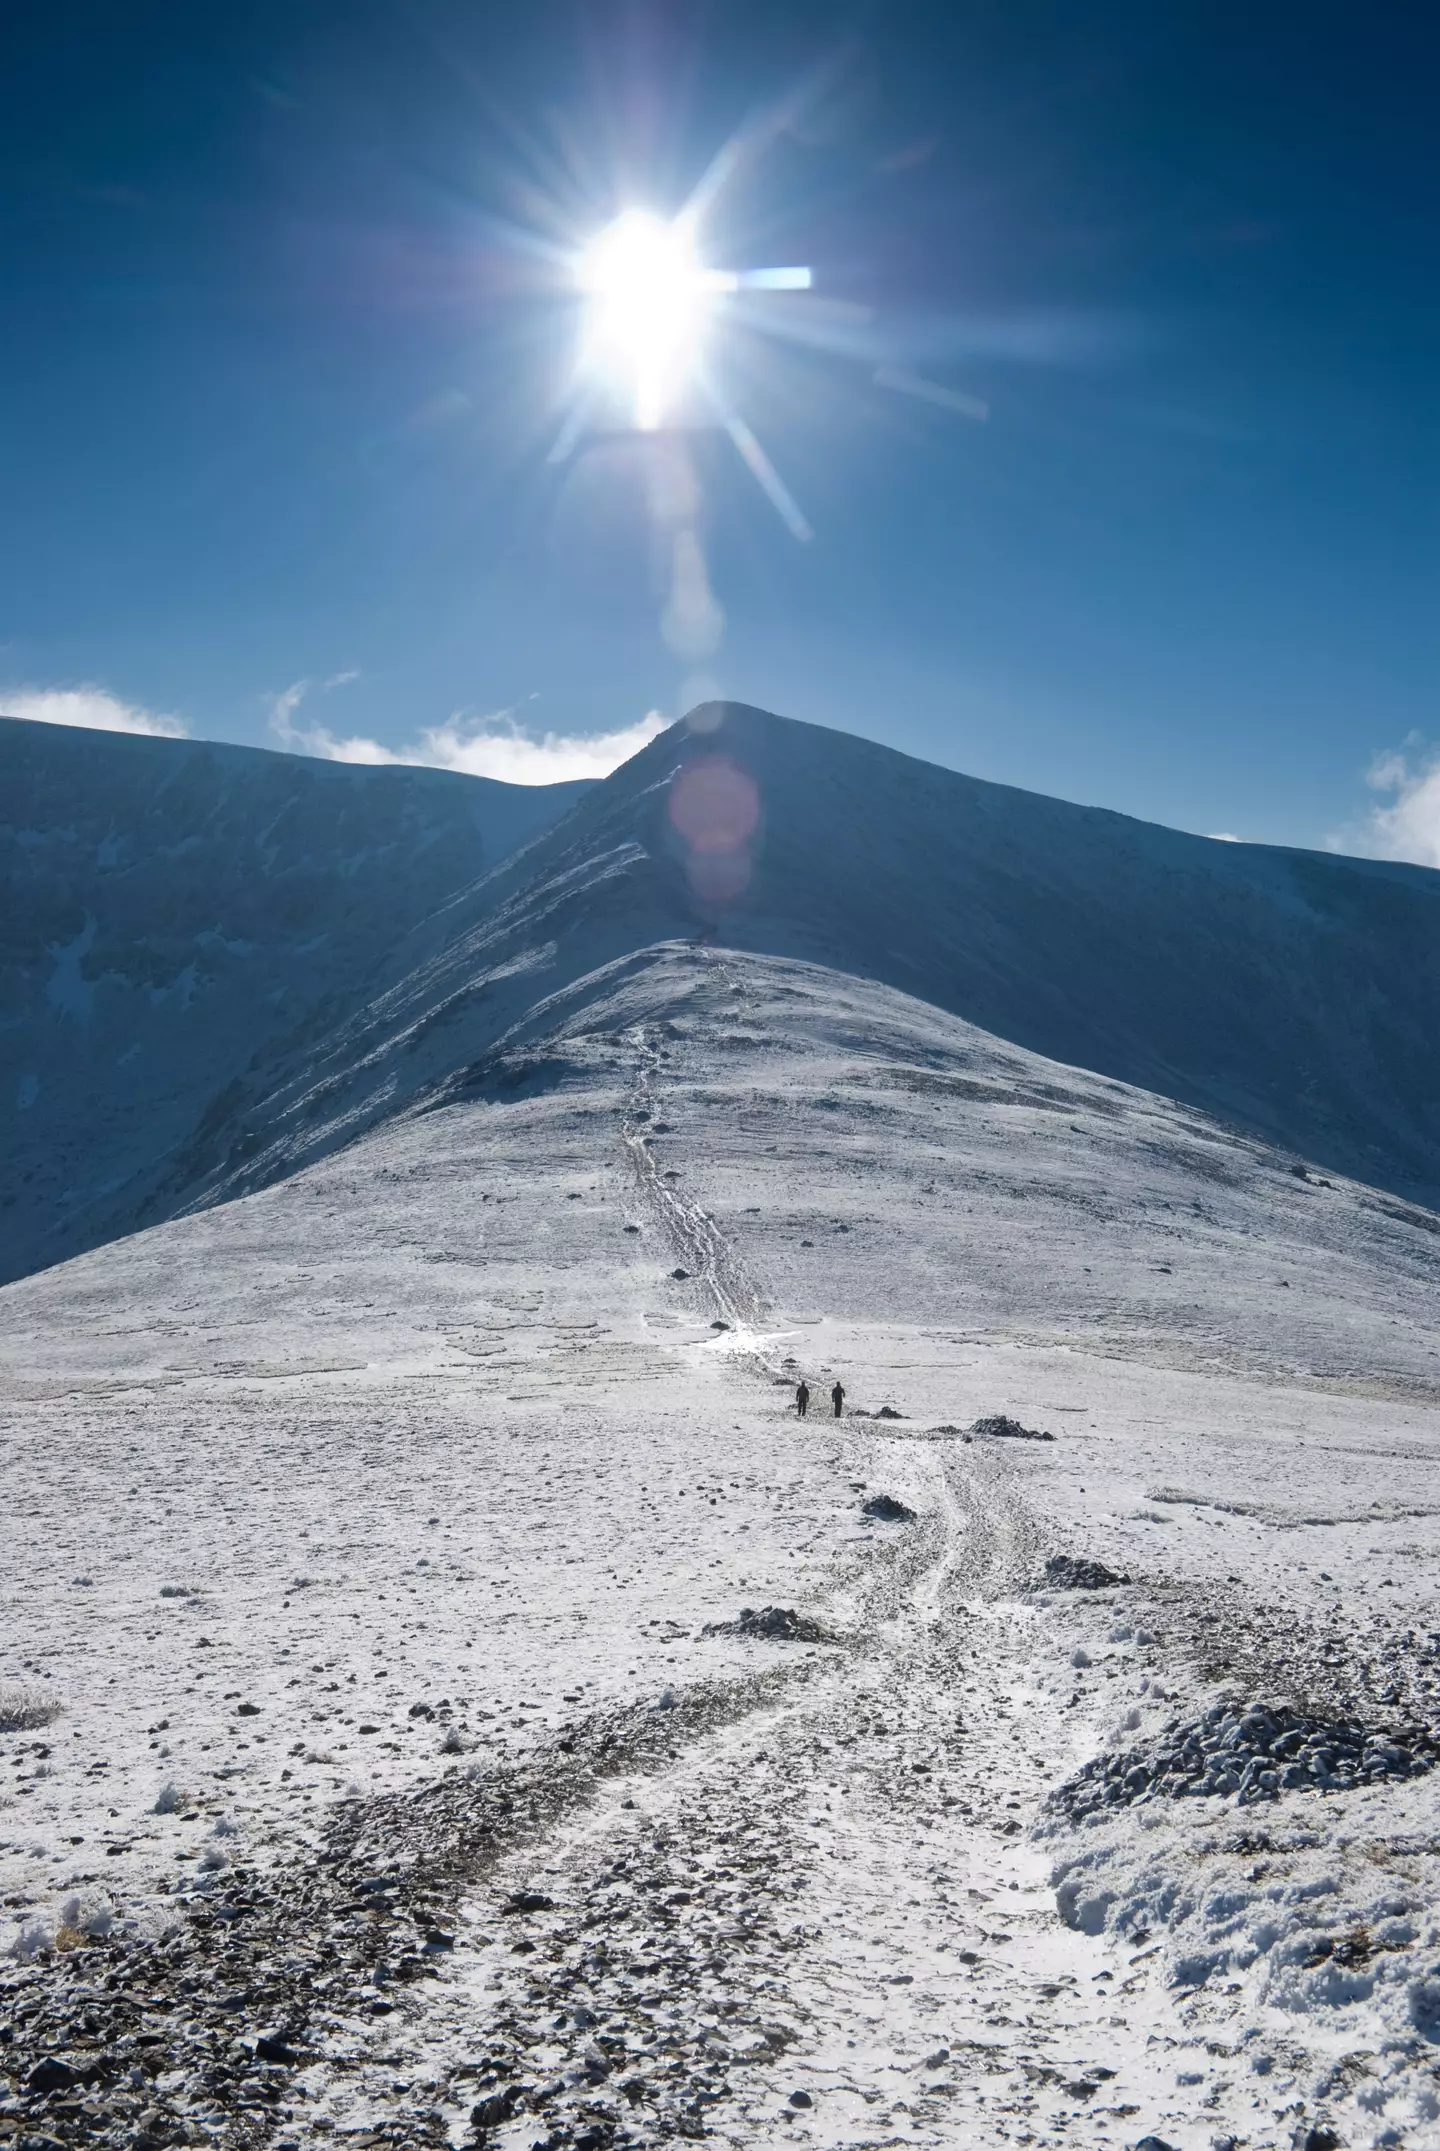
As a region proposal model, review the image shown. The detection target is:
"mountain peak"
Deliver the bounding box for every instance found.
[7,701,1440,1285]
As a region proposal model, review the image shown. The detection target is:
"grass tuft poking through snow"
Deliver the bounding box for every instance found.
[0,1683,62,1732]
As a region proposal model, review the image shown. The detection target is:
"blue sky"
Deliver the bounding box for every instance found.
[2,1,1436,854]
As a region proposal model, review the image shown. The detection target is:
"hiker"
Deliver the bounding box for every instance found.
[796,1380,810,1417]
[831,1381,845,1418]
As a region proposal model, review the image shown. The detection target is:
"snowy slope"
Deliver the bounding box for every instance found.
[9,705,1440,2148]
[5,947,1440,2150]
[172,701,1440,1237]
[0,717,588,1283]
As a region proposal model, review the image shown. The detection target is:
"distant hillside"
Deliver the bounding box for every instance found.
[168,703,1440,1225]
[0,717,589,1282]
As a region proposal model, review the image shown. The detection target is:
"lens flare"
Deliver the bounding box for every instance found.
[667,755,760,853]
[667,753,761,908]
[579,210,719,431]
[536,106,984,549]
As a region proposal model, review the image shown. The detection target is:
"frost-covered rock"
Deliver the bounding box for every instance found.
[1052,1699,1439,1821]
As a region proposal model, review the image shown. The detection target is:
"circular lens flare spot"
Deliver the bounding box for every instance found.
[668,757,760,855]
[668,754,760,910]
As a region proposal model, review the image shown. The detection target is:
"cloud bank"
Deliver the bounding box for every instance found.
[1336,745,1440,870]
[0,685,188,739]
[268,679,666,785]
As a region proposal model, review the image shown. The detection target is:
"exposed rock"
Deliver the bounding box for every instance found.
[1044,1553,1129,1590]
[1052,1698,1440,1821]
[28,2057,76,2094]
[703,1606,833,1643]
[971,1413,1054,1442]
[471,2083,525,2129]
[253,2033,299,2065]
[862,1494,916,1523]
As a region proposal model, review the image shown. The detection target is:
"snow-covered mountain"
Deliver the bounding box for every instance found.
[0,716,588,1283]
[160,701,1440,1236]
[6,943,1440,2148]
[8,705,1440,2148]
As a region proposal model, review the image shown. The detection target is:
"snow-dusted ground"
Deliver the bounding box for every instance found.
[6,947,1440,2149]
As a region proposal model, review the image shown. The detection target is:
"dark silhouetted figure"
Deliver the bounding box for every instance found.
[796,1381,810,1417]
[831,1382,845,1418]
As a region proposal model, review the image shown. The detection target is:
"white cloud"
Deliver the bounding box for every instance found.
[1367,748,1410,793]
[1334,743,1440,869]
[1207,831,1242,843]
[267,677,666,786]
[0,684,188,739]
[266,679,312,745]
[393,709,670,784]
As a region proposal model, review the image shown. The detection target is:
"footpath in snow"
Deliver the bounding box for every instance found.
[4,950,1440,2150]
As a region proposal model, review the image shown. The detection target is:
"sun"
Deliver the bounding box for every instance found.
[558,198,819,526]
[545,143,982,538]
[577,209,722,431]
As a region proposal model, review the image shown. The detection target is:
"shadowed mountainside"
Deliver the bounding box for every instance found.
[0,717,589,1282]
[137,702,1440,1233]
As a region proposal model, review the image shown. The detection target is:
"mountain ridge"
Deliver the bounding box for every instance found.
[0,714,590,1282]
[7,699,1440,1285]
[154,701,1440,1232]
